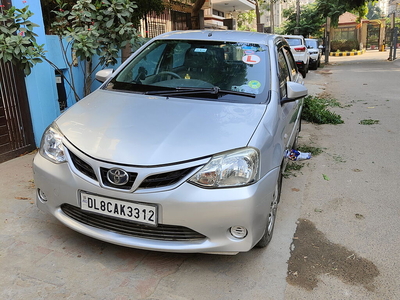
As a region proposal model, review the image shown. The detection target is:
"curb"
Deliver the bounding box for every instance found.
[330,49,366,56]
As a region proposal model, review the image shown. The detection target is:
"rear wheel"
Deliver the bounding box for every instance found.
[255,169,282,248]
[309,60,318,70]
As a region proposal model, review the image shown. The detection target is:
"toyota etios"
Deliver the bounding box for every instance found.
[34,30,307,254]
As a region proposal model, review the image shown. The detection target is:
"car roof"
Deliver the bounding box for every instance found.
[153,30,283,46]
[283,35,305,39]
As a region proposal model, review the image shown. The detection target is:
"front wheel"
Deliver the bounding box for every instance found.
[255,169,282,248]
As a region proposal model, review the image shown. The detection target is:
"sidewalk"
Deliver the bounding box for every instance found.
[285,49,400,299]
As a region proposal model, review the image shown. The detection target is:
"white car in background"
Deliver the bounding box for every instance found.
[305,38,322,70]
[284,35,310,78]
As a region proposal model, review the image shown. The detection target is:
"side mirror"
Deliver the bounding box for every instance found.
[95,69,114,83]
[281,81,308,104]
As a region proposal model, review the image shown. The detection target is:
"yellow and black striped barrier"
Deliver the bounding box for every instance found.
[330,49,366,56]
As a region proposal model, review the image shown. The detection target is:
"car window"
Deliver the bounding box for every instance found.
[283,47,297,79]
[278,49,290,97]
[286,38,302,46]
[108,39,271,103]
[116,42,167,82]
[305,39,318,49]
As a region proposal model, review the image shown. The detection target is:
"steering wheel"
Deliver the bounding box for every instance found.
[156,71,181,79]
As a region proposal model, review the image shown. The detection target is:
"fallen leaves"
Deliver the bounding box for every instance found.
[15,196,32,200]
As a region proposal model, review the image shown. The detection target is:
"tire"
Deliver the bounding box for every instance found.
[309,61,318,70]
[255,169,282,248]
[301,69,306,78]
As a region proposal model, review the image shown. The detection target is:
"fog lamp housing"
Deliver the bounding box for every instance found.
[230,226,248,239]
[38,189,48,202]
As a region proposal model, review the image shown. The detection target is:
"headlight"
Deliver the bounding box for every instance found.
[39,123,66,164]
[188,148,259,188]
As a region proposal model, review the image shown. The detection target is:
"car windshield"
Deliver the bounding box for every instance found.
[106,39,271,103]
[306,39,318,49]
[286,38,302,46]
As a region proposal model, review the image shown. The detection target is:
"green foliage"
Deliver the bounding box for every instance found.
[0,6,46,75]
[302,95,344,125]
[385,16,400,29]
[297,145,323,156]
[237,10,256,31]
[281,4,324,37]
[42,0,165,32]
[51,0,142,66]
[316,0,372,26]
[359,119,379,125]
[331,39,359,51]
[283,162,303,178]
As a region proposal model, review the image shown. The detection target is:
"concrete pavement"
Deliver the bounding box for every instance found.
[1,50,399,300]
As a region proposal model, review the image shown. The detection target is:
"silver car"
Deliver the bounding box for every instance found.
[33,30,307,254]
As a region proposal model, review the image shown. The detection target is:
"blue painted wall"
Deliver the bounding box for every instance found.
[13,0,122,146]
[14,0,60,146]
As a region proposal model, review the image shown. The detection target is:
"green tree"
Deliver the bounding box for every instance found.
[237,10,256,31]
[366,1,383,20]
[282,4,324,37]
[41,0,165,31]
[316,0,372,26]
[0,6,46,75]
[51,0,165,98]
[51,0,144,97]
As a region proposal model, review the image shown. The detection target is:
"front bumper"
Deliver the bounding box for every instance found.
[33,151,279,254]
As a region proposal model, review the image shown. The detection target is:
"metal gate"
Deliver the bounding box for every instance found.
[0,0,36,162]
[0,1,35,163]
[0,62,36,163]
[366,24,380,50]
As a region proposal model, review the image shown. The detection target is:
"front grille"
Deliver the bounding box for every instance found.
[139,167,197,189]
[61,204,206,241]
[69,151,97,181]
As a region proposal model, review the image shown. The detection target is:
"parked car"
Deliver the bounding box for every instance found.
[33,30,307,254]
[283,35,310,78]
[305,38,322,70]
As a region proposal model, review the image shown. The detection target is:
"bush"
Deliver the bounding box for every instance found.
[330,39,359,52]
[302,96,344,124]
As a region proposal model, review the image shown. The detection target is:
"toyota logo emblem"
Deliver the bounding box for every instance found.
[107,168,129,186]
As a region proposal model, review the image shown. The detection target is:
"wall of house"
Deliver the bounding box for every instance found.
[13,0,60,146]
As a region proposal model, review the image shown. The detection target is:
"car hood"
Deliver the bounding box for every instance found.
[57,90,266,166]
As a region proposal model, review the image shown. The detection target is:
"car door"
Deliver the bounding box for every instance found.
[277,45,303,153]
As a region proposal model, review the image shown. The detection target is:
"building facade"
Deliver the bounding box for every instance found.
[389,0,400,14]
[203,0,256,29]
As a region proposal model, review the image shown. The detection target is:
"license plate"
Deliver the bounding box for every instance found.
[80,192,157,226]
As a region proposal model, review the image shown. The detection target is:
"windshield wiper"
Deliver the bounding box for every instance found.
[145,86,256,98]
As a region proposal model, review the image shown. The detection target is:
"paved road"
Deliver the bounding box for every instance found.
[0,50,399,300]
